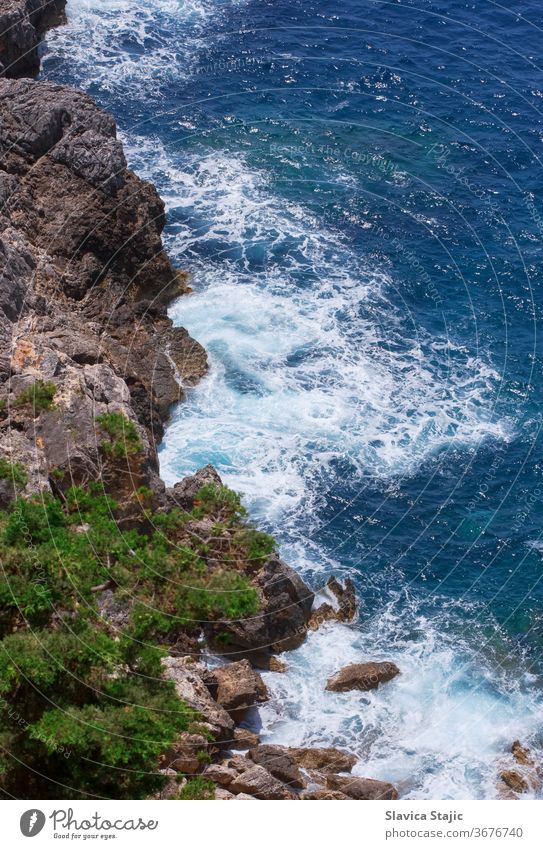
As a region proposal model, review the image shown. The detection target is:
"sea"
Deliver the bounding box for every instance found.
[42,0,543,799]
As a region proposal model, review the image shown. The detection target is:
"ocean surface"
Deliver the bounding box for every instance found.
[43,0,543,799]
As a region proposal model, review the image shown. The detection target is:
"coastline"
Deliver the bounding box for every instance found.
[0,1,401,801]
[0,2,537,803]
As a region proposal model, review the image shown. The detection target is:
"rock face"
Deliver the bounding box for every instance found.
[205,660,269,722]
[326,661,400,693]
[0,78,207,505]
[0,0,66,78]
[162,657,234,743]
[326,774,398,800]
[248,745,306,789]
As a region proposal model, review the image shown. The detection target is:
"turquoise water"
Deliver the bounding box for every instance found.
[43,0,543,798]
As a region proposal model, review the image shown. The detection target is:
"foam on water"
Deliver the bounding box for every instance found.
[43,0,243,94]
[146,143,510,524]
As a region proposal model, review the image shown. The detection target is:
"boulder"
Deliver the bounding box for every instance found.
[206,659,268,721]
[231,728,260,750]
[215,788,235,800]
[512,740,534,767]
[269,656,288,673]
[164,732,209,774]
[203,764,238,788]
[500,771,528,794]
[302,789,350,800]
[326,661,400,693]
[309,575,357,629]
[326,774,398,800]
[162,656,234,742]
[248,745,305,789]
[289,746,356,774]
[230,765,297,800]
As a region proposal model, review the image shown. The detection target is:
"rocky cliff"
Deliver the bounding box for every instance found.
[0,6,401,801]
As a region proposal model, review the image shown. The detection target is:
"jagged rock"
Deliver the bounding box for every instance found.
[269,656,287,673]
[215,788,235,800]
[288,746,356,773]
[220,755,253,773]
[309,575,357,629]
[203,764,238,787]
[0,0,66,78]
[230,765,297,800]
[302,789,350,800]
[206,554,315,660]
[512,740,534,767]
[167,465,222,511]
[500,771,528,794]
[248,745,305,789]
[326,661,400,693]
[0,78,206,500]
[164,732,209,774]
[326,774,398,800]
[205,660,268,721]
[231,728,261,749]
[162,657,234,742]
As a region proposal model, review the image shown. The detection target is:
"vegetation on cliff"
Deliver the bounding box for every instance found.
[0,473,262,798]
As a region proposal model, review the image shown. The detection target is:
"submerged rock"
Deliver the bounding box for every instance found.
[326,661,400,693]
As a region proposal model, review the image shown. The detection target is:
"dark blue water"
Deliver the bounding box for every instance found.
[44,0,543,798]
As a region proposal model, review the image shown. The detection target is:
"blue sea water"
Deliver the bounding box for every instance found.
[43,0,543,798]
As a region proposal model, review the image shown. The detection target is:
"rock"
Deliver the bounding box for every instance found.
[326,774,398,800]
[302,789,350,800]
[326,661,400,693]
[232,793,257,800]
[0,0,66,78]
[232,728,261,750]
[215,788,235,800]
[230,765,297,800]
[203,764,238,787]
[269,656,287,673]
[289,747,356,774]
[220,755,253,774]
[309,575,357,629]
[500,771,528,794]
[205,554,314,660]
[206,660,269,721]
[164,732,209,774]
[512,740,534,767]
[167,465,222,512]
[151,768,179,800]
[162,656,234,742]
[248,745,305,789]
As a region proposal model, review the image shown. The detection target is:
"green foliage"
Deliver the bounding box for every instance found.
[96,412,142,459]
[176,776,215,800]
[0,477,267,798]
[0,458,27,488]
[13,380,56,412]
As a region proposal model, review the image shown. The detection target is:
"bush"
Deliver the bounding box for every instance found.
[0,458,27,488]
[176,776,215,800]
[96,412,142,459]
[13,380,56,412]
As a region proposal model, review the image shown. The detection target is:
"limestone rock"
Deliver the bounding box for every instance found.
[162,656,234,742]
[230,765,297,800]
[325,774,398,800]
[289,746,356,774]
[248,745,305,789]
[231,728,261,750]
[206,660,268,720]
[326,661,400,693]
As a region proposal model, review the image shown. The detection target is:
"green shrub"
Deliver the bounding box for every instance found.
[13,380,56,412]
[0,458,27,488]
[176,776,215,800]
[96,412,142,459]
